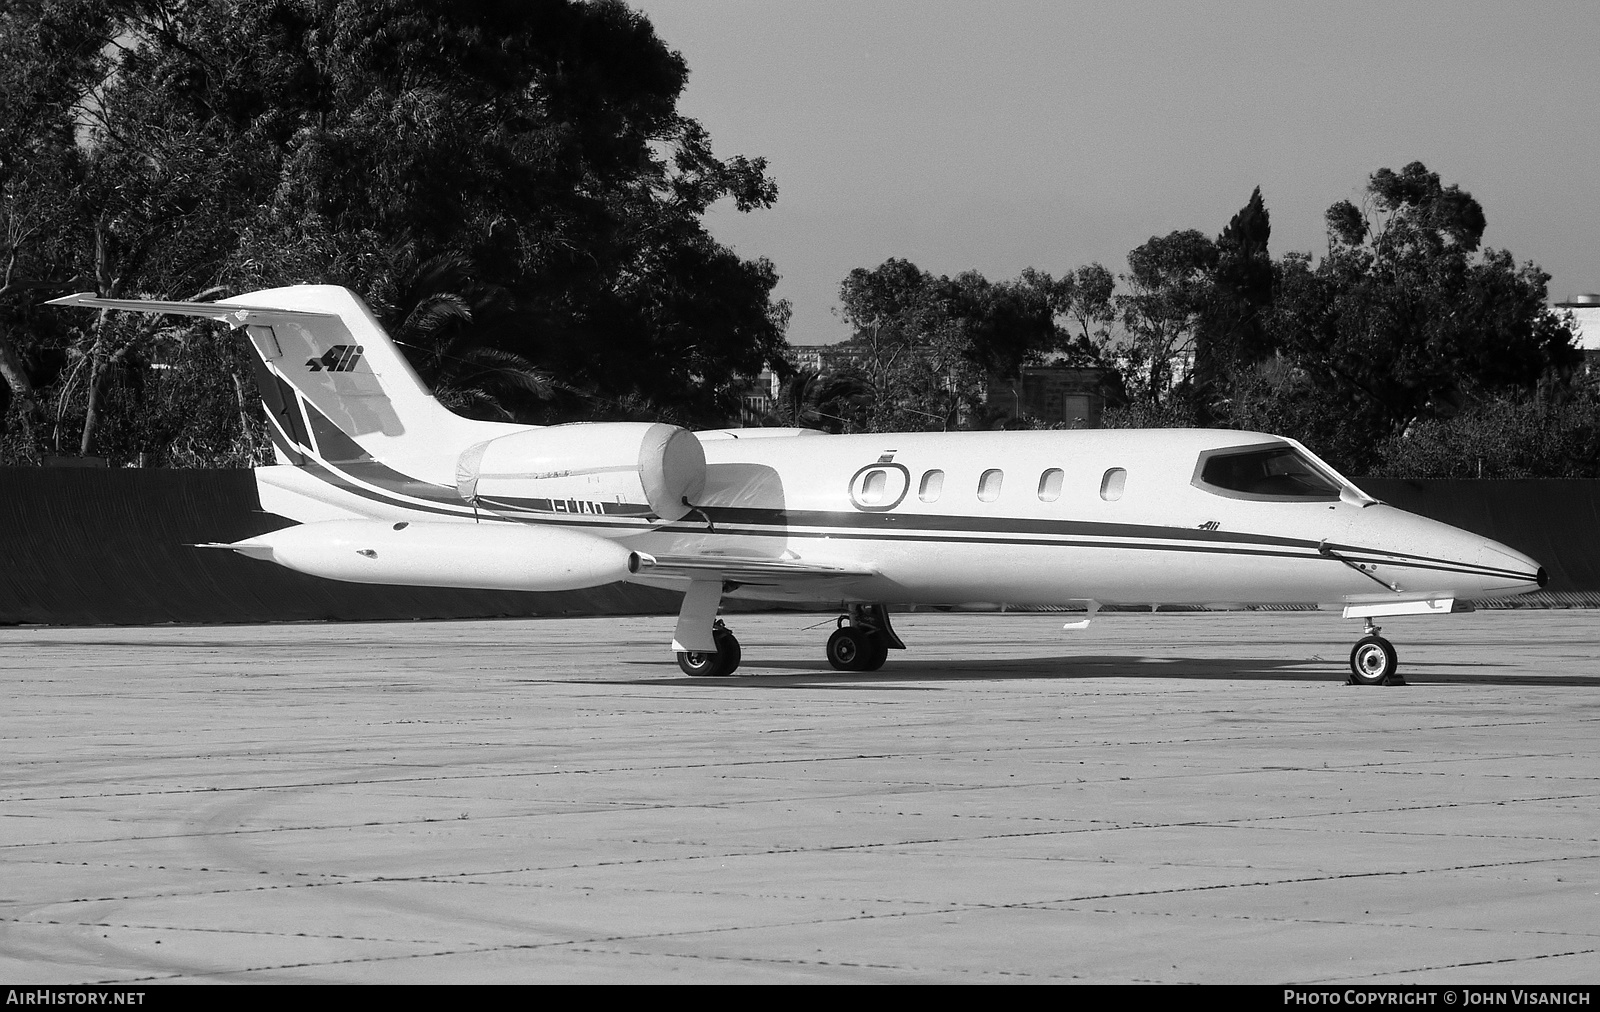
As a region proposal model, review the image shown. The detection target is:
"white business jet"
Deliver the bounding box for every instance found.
[50,286,1545,685]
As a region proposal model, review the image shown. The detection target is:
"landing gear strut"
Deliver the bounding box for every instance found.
[826,604,904,672]
[1348,619,1403,686]
[677,619,741,677]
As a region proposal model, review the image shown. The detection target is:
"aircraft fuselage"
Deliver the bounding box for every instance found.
[464,427,1542,610]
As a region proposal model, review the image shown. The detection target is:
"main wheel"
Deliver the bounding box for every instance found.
[1349,635,1399,685]
[861,636,890,671]
[676,622,742,677]
[713,626,742,675]
[676,648,725,677]
[826,627,872,671]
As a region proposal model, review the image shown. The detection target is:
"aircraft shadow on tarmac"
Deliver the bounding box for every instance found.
[617,655,1600,688]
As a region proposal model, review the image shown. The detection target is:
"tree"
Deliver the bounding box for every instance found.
[384,254,554,422]
[1194,186,1274,426]
[1114,229,1218,408]
[835,258,962,431]
[765,368,872,433]
[1044,262,1117,362]
[0,0,109,440]
[1,0,791,462]
[1265,162,1578,472]
[1372,385,1600,479]
[952,270,1056,382]
[835,258,1067,431]
[237,0,790,426]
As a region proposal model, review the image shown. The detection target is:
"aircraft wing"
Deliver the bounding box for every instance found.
[636,553,877,586]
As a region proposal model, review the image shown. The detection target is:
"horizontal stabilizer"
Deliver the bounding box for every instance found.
[46,292,338,324]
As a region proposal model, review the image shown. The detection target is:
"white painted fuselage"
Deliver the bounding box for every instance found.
[252,425,1542,610]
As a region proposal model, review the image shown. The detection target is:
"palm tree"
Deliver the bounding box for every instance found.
[767,367,872,433]
[387,254,554,421]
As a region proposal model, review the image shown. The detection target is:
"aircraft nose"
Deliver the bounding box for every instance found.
[1476,540,1545,593]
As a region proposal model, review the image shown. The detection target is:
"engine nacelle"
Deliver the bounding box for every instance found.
[225,520,645,591]
[455,422,706,523]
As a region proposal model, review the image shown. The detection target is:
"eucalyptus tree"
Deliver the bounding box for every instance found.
[1,0,791,462]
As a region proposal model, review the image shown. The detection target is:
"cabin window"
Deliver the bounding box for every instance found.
[1194,444,1342,501]
[860,469,888,504]
[1100,467,1126,501]
[1038,468,1064,502]
[919,469,944,502]
[978,469,1004,502]
[848,463,910,511]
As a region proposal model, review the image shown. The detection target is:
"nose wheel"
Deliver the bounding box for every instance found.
[1348,621,1403,686]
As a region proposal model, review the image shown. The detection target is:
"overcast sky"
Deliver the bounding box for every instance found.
[633,0,1600,345]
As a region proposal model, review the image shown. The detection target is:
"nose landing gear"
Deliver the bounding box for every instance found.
[1348,620,1404,686]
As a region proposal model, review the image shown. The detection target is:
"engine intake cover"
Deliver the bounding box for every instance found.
[456,422,706,522]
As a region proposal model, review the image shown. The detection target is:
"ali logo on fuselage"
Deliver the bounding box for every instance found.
[305,346,364,372]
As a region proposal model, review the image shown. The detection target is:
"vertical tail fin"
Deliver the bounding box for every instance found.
[47,285,515,474]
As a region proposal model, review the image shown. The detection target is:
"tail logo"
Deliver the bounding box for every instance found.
[306,345,365,372]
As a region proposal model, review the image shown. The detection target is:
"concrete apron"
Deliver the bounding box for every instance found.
[2,611,1596,983]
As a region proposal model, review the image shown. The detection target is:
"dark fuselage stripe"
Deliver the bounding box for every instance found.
[501,511,1521,584]
[300,459,488,519]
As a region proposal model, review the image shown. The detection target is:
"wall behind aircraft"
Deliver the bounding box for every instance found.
[1358,478,1600,603]
[0,468,679,625]
[0,470,1596,626]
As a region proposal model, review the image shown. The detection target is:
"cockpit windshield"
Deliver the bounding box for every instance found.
[1194,444,1344,501]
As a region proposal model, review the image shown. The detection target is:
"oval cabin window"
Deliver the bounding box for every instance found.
[978,469,1004,502]
[919,469,945,502]
[1038,468,1064,502]
[1100,467,1127,501]
[848,464,910,511]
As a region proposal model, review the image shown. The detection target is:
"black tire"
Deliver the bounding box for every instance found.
[826,626,872,671]
[713,627,742,675]
[676,648,725,677]
[861,636,890,671]
[1349,635,1399,685]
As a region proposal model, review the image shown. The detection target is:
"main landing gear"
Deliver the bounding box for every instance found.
[669,584,906,677]
[826,604,905,672]
[676,619,742,677]
[1348,619,1404,686]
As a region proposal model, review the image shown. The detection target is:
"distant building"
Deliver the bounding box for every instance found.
[1016,366,1106,428]
[1555,294,1600,365]
[735,368,782,425]
[789,343,868,376]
